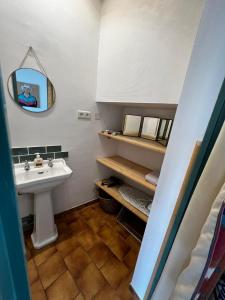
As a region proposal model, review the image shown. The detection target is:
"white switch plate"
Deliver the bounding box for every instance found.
[77,110,91,120]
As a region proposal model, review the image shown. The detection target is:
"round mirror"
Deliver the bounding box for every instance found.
[7,68,55,113]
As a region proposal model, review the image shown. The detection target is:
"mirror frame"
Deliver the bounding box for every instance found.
[7,67,56,113]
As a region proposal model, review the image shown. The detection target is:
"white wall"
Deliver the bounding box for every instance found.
[97,0,204,104]
[131,0,225,298]
[0,0,123,215]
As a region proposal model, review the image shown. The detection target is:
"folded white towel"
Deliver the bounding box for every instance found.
[145,171,160,186]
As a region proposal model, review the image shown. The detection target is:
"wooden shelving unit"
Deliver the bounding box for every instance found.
[96,155,156,192]
[96,181,148,223]
[99,132,166,154]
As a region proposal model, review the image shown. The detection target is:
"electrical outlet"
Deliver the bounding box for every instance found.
[77,110,91,120]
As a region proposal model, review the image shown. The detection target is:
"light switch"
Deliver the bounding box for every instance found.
[77,110,91,120]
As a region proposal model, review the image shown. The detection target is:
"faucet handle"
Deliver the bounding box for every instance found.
[48,158,53,167]
[24,160,30,171]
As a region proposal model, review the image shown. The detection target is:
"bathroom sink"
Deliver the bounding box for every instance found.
[14,158,72,193]
[14,159,72,249]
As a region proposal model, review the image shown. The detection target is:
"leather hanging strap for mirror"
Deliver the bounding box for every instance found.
[18,46,48,77]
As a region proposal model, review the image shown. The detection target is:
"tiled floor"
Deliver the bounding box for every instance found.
[25,201,140,300]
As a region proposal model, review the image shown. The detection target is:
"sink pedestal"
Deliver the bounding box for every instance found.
[31,191,58,249]
[14,159,72,249]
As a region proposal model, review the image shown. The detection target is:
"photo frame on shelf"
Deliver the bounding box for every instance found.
[122,114,142,137]
[141,117,160,140]
[122,114,173,146]
[157,118,173,146]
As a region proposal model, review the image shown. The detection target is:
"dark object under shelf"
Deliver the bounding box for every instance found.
[98,189,121,214]
[101,176,123,187]
[117,207,146,241]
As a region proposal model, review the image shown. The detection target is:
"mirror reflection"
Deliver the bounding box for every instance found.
[141,117,160,140]
[123,115,142,137]
[8,68,55,113]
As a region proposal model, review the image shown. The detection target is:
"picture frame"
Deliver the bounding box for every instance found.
[122,114,142,137]
[156,118,173,146]
[141,117,161,140]
[122,114,173,146]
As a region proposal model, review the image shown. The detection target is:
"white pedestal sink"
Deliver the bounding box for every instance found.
[14,159,72,249]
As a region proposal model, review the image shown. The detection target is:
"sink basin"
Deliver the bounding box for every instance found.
[15,159,72,193]
[14,159,72,249]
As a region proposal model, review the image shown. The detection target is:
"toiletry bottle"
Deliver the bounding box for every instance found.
[34,153,43,168]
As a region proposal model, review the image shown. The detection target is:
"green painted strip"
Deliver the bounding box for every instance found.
[0,68,30,299]
[148,78,225,299]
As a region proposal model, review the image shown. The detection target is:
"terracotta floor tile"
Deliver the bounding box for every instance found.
[105,213,119,224]
[64,246,91,279]
[38,253,66,289]
[25,235,34,251]
[108,235,131,261]
[30,280,47,300]
[69,219,90,235]
[79,206,99,221]
[92,205,109,220]
[117,276,136,300]
[77,263,107,300]
[123,249,139,270]
[76,229,100,251]
[126,235,140,253]
[25,202,141,300]
[93,283,121,300]
[106,217,119,230]
[86,216,106,233]
[64,210,79,224]
[97,224,115,245]
[74,293,85,300]
[56,222,72,242]
[56,236,79,257]
[115,224,130,239]
[33,246,57,266]
[46,271,79,300]
[27,259,38,285]
[56,221,68,233]
[26,246,32,261]
[88,241,112,269]
[100,256,129,289]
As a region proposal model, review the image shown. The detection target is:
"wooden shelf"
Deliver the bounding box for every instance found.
[96,181,148,223]
[99,132,166,154]
[96,155,156,192]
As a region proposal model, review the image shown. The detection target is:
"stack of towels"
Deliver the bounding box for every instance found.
[145,170,159,186]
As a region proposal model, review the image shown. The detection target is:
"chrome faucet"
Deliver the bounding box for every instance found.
[24,160,30,171]
[48,158,53,168]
